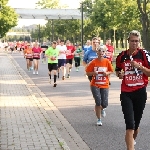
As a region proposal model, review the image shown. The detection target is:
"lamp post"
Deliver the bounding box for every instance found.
[81,1,84,49]
[38,24,41,43]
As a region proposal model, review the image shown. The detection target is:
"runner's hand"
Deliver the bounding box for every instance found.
[130,60,139,68]
[118,72,124,79]
[103,72,108,76]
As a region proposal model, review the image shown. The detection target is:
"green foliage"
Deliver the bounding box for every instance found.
[0,0,18,38]
[25,0,150,49]
[36,0,67,8]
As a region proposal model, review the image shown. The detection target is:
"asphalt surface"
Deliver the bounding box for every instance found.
[11,52,150,150]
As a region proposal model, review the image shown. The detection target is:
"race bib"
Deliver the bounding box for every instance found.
[95,73,106,84]
[124,72,144,86]
[33,53,40,58]
[26,54,33,58]
[94,67,107,84]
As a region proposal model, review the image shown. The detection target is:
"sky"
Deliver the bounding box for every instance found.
[7,0,81,27]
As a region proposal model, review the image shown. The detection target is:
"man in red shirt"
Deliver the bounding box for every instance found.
[105,38,114,64]
[66,40,75,78]
[115,30,150,150]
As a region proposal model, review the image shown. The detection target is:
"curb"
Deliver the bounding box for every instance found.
[8,53,70,150]
[8,53,90,150]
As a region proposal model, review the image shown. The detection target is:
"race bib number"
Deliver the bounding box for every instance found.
[95,73,106,84]
[33,53,40,58]
[125,73,144,86]
[26,54,33,58]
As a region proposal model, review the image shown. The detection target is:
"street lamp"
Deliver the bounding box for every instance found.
[80,0,94,49]
[80,1,84,49]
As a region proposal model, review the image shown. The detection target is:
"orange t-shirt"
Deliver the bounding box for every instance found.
[24,48,32,54]
[86,58,113,88]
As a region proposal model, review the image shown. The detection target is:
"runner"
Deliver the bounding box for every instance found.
[9,42,15,54]
[16,41,22,52]
[115,30,150,150]
[105,38,114,85]
[83,37,100,81]
[56,40,67,80]
[41,42,48,64]
[83,40,92,55]
[24,43,33,71]
[66,40,75,78]
[105,38,114,64]
[45,41,59,87]
[32,42,42,75]
[74,44,82,72]
[86,45,113,126]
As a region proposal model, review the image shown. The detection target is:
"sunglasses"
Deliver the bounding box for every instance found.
[130,40,139,43]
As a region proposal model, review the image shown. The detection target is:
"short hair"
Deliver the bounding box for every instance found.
[92,37,97,41]
[60,40,64,42]
[127,30,141,41]
[97,45,107,52]
[52,41,57,44]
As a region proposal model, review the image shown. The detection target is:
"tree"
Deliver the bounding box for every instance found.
[0,0,17,38]
[137,0,150,50]
[36,0,67,8]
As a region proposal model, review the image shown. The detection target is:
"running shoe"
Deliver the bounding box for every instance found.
[76,68,79,72]
[62,76,65,80]
[101,109,106,118]
[134,140,136,145]
[97,119,102,126]
[53,83,57,87]
[66,74,70,78]
[36,71,38,75]
[33,71,35,75]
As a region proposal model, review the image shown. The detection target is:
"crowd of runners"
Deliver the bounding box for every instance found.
[2,30,150,150]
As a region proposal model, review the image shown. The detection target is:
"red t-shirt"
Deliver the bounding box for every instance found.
[106,45,114,62]
[105,51,113,62]
[32,47,42,58]
[66,46,75,59]
[115,49,150,92]
[106,45,114,53]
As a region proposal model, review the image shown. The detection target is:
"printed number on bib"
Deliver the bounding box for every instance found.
[33,53,40,58]
[125,73,144,86]
[95,73,106,84]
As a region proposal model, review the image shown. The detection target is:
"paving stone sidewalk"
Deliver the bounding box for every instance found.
[0,52,70,150]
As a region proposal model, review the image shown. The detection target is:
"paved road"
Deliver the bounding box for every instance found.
[11,51,150,150]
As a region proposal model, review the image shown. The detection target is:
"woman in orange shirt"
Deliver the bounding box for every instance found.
[86,46,113,126]
[24,43,33,71]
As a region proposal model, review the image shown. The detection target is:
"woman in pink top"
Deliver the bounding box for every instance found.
[32,42,42,74]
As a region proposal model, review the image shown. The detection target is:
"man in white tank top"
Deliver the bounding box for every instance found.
[56,40,67,80]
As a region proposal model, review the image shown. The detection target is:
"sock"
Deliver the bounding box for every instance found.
[54,75,57,83]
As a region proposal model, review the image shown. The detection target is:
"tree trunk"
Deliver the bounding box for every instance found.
[137,0,150,50]
[121,37,124,48]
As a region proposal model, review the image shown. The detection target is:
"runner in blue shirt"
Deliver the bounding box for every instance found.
[83,37,100,81]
